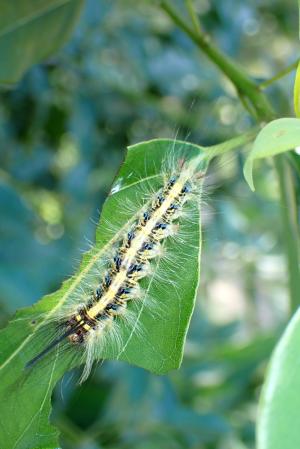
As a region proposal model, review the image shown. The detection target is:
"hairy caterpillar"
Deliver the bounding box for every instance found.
[25,140,207,382]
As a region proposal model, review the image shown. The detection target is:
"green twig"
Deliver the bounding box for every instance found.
[260,59,299,89]
[160,0,275,121]
[160,0,300,313]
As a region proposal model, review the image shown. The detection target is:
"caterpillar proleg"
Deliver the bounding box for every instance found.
[25,139,207,382]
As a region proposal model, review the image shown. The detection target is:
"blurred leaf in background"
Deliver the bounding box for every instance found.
[0,0,84,84]
[0,0,298,448]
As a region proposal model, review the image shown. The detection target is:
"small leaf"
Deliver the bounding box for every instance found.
[0,139,206,449]
[294,61,300,118]
[0,0,84,84]
[243,118,300,190]
[257,308,300,449]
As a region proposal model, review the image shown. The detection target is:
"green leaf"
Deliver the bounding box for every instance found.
[257,309,300,449]
[0,139,206,449]
[294,61,300,118]
[0,0,84,85]
[243,118,300,191]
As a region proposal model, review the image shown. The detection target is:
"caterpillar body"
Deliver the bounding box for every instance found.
[26,140,207,382]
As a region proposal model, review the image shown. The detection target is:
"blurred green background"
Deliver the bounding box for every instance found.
[0,0,298,448]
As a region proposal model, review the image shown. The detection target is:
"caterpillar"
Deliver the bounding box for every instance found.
[26,140,207,382]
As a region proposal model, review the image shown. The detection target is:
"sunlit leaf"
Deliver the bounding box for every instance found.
[243,118,300,190]
[294,62,300,118]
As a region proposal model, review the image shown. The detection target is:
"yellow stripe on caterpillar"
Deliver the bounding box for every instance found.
[85,174,189,320]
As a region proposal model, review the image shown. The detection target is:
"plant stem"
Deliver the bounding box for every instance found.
[160,0,275,121]
[160,0,300,313]
[260,59,299,89]
[275,156,300,313]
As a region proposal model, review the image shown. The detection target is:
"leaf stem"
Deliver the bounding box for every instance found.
[205,126,260,158]
[260,59,300,90]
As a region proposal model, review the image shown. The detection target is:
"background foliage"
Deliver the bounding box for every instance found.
[0,0,298,448]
